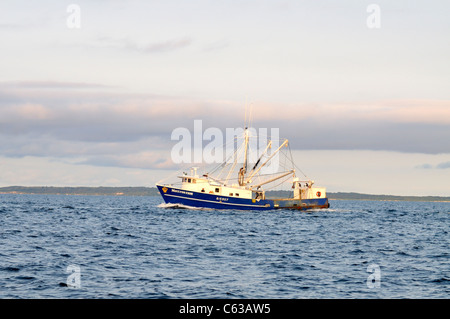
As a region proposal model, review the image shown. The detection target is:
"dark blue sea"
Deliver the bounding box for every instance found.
[0,194,448,299]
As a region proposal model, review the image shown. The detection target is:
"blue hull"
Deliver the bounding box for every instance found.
[156,185,329,211]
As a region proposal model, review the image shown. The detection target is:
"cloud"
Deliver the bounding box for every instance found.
[90,36,193,54]
[79,151,177,170]
[436,161,450,169]
[0,84,195,142]
[202,39,230,52]
[415,161,450,169]
[129,37,193,54]
[415,163,433,169]
[1,82,449,170]
[249,100,450,125]
[0,81,115,90]
[0,23,22,30]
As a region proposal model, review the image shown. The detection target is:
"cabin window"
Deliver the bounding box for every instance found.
[235,193,239,197]
[215,188,220,193]
[193,179,196,183]
[229,193,233,196]
[183,178,186,182]
[188,178,191,183]
[201,188,205,193]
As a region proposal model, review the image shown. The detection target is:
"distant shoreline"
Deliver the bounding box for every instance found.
[0,186,449,202]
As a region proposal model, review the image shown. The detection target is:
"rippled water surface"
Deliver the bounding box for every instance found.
[0,194,448,298]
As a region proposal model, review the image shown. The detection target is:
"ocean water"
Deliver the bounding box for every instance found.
[0,194,448,299]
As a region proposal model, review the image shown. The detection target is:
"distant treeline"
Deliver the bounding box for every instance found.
[265,190,450,202]
[0,186,157,196]
[0,186,449,202]
[328,192,450,202]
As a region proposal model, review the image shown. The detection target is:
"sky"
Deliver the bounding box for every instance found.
[0,0,449,196]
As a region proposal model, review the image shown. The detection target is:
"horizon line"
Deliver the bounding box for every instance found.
[0,185,449,200]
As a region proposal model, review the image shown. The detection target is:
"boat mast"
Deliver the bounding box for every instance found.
[243,127,249,173]
[239,127,249,186]
[225,139,245,185]
[238,100,251,187]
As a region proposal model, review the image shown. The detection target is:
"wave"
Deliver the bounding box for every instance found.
[305,208,348,213]
[156,203,213,211]
[431,277,450,283]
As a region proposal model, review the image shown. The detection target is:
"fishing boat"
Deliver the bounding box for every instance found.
[156,125,329,211]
